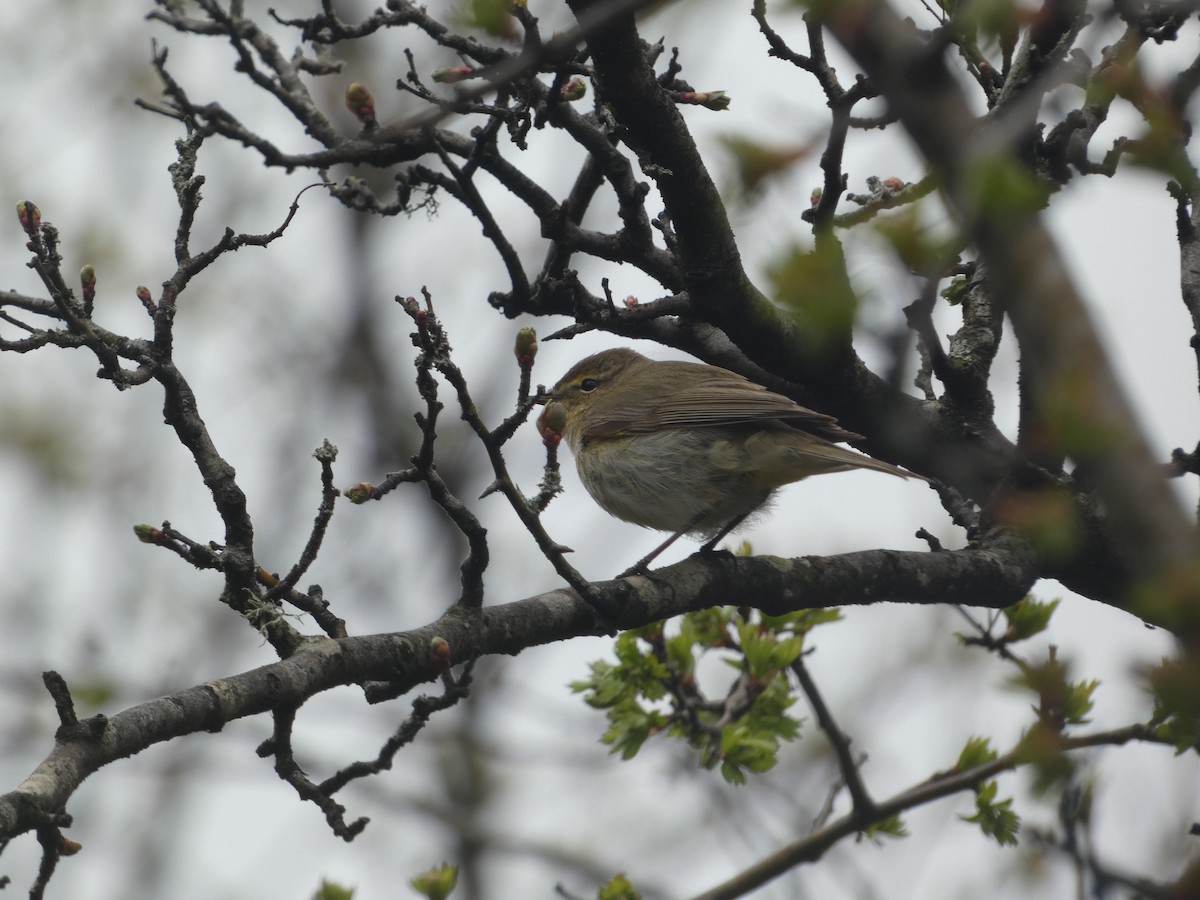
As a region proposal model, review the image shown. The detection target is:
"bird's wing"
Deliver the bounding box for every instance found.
[590,365,863,442]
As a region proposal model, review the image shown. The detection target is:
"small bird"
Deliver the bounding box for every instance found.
[537,347,923,571]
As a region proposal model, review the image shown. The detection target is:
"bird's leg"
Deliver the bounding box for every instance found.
[618,510,746,579]
[698,514,748,553]
[618,527,692,578]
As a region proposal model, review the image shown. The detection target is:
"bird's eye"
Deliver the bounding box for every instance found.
[579,377,600,392]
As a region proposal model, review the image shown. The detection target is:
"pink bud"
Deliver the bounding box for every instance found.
[560,77,587,102]
[536,401,568,447]
[431,66,475,84]
[16,201,40,230]
[431,636,452,667]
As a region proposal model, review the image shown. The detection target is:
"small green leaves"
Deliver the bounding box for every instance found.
[597,873,642,900]
[1002,597,1060,642]
[572,608,834,783]
[1012,652,1098,729]
[1062,678,1100,728]
[733,618,806,677]
[311,880,355,900]
[955,735,999,771]
[961,780,1020,847]
[952,739,1019,845]
[860,815,908,842]
[717,677,801,784]
[409,863,458,900]
[941,275,971,306]
[1146,657,1200,755]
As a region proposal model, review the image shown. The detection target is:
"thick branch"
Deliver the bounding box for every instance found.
[0,534,1036,842]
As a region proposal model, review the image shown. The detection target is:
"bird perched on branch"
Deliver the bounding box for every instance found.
[537,347,924,572]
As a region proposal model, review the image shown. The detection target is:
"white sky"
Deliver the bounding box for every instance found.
[0,2,1196,899]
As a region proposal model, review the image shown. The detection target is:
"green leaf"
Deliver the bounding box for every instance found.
[573,609,808,776]
[960,781,1020,846]
[1063,678,1099,726]
[600,699,668,760]
[766,606,841,631]
[735,620,806,678]
[955,735,998,771]
[598,874,642,900]
[861,815,909,841]
[410,863,458,900]
[312,880,355,900]
[941,275,970,306]
[711,678,802,784]
[1008,652,1099,729]
[1002,596,1060,642]
[1147,657,1200,754]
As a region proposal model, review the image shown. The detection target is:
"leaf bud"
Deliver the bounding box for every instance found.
[514,327,537,369]
[431,65,475,84]
[560,77,587,101]
[536,400,568,447]
[672,90,730,110]
[136,285,155,315]
[431,635,452,667]
[16,201,40,230]
[344,82,376,125]
[133,524,165,544]
[343,482,377,504]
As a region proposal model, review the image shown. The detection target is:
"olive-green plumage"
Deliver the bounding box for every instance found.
[540,348,919,539]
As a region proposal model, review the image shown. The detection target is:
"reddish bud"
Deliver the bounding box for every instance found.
[560,77,587,102]
[672,90,730,111]
[79,265,96,289]
[136,285,155,315]
[343,482,377,504]
[16,201,40,230]
[623,295,639,308]
[882,177,905,192]
[59,836,83,856]
[133,524,165,545]
[345,82,376,125]
[431,635,452,667]
[514,327,538,369]
[536,400,568,447]
[431,65,475,84]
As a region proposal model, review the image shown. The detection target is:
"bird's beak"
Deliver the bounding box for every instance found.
[534,387,553,405]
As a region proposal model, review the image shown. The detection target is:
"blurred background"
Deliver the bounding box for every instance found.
[0,1,1195,898]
